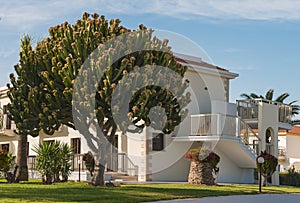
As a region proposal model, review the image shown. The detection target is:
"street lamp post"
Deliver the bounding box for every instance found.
[257,156,265,193]
[78,156,81,182]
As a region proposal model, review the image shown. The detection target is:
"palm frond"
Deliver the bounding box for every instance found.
[291,120,300,126]
[240,93,252,99]
[275,93,290,103]
[265,89,274,100]
[289,100,299,105]
[250,93,262,99]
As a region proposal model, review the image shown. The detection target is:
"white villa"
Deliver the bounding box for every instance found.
[0,54,293,184]
[278,126,300,172]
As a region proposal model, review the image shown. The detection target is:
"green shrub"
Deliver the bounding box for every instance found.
[0,149,16,182]
[280,166,300,186]
[33,141,73,184]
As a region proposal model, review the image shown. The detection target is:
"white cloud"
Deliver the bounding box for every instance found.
[91,0,300,21]
[0,0,300,33]
[1,0,300,32]
[0,0,86,31]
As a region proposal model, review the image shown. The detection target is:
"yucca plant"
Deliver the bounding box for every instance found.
[33,141,73,184]
[60,142,73,182]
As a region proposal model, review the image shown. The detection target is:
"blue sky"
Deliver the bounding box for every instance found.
[1,0,300,103]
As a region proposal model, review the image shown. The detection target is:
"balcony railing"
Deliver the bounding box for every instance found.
[278,148,287,162]
[191,114,239,137]
[237,99,292,124]
[191,114,261,155]
[237,99,259,119]
[240,119,260,155]
[278,104,292,124]
[27,153,138,176]
[278,148,286,157]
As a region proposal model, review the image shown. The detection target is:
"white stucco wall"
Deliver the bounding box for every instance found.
[215,147,254,184]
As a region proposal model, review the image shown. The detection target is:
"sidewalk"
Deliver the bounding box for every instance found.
[146,194,300,203]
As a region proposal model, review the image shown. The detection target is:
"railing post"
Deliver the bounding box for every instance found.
[236,117,241,138]
[216,114,221,136]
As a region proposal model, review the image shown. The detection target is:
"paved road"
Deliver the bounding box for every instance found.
[146,194,300,203]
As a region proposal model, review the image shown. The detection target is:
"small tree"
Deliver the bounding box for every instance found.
[7,36,43,182]
[33,141,73,184]
[185,147,220,185]
[257,151,278,186]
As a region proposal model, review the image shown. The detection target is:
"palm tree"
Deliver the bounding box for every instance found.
[240,89,290,103]
[241,89,300,125]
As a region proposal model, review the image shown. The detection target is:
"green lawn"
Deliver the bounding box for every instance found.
[0,179,300,203]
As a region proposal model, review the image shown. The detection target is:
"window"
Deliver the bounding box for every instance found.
[3,105,11,129]
[1,144,9,153]
[71,138,81,154]
[152,133,164,151]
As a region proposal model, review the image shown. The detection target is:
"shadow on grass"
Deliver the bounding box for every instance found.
[0,182,299,203]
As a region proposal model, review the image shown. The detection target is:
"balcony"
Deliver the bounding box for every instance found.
[278,147,287,162]
[237,99,259,120]
[237,99,292,128]
[278,104,292,126]
[189,114,260,155]
[191,114,239,137]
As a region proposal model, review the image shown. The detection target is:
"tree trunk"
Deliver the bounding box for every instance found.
[188,161,215,185]
[16,134,28,181]
[91,159,106,186]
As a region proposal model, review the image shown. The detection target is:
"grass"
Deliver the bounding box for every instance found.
[0,179,300,203]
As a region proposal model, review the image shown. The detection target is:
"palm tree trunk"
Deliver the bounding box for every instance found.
[16,134,28,181]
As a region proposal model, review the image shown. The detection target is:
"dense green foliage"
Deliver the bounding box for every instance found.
[33,141,73,184]
[280,166,300,187]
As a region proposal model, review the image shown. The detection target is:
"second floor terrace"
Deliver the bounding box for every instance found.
[237,99,293,129]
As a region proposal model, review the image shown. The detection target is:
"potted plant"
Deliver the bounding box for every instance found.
[185,146,220,185]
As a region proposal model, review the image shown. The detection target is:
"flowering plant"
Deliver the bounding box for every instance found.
[185,147,220,173]
[257,151,278,179]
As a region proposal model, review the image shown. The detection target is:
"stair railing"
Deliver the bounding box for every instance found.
[239,119,261,155]
[117,153,138,176]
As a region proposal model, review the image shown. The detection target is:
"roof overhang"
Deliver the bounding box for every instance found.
[174,53,239,80]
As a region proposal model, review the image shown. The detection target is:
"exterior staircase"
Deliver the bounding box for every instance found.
[105,152,139,182]
[107,172,138,182]
[189,113,260,168]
